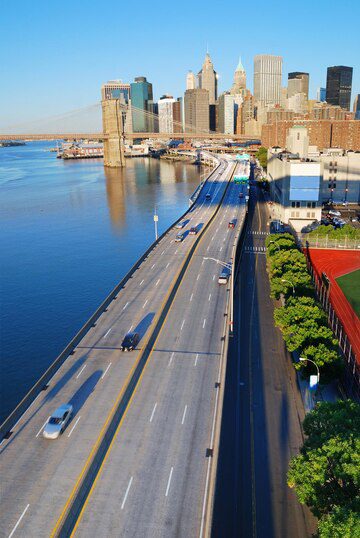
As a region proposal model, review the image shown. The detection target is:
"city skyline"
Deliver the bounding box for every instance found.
[0,0,359,126]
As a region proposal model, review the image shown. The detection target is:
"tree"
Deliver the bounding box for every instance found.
[269,249,308,279]
[318,506,360,538]
[265,233,296,249]
[256,146,268,169]
[270,270,313,299]
[266,238,298,257]
[288,401,360,519]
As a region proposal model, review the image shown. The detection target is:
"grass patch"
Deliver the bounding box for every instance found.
[336,269,360,318]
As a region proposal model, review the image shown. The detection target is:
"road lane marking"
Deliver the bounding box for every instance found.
[142,299,148,309]
[161,250,165,255]
[103,328,112,339]
[155,279,160,287]
[128,325,134,332]
[151,263,156,269]
[121,477,133,510]
[36,417,50,438]
[190,293,193,302]
[206,245,210,252]
[197,274,200,280]
[213,274,216,281]
[123,302,129,310]
[203,318,206,328]
[194,353,199,366]
[101,362,112,380]
[181,405,188,425]
[208,294,211,301]
[8,504,30,538]
[180,319,185,331]
[139,279,144,286]
[170,240,174,244]
[76,364,87,379]
[68,416,81,438]
[168,352,175,367]
[165,467,174,497]
[174,249,178,255]
[149,403,157,423]
[219,246,223,252]
[166,262,170,269]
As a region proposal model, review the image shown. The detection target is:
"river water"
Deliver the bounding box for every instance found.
[0,142,204,422]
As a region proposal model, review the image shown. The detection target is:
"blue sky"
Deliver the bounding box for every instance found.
[1,0,359,128]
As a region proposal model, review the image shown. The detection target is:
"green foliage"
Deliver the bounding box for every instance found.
[318,506,360,538]
[288,401,360,523]
[270,271,313,300]
[308,224,360,241]
[269,249,308,278]
[256,146,268,169]
[302,400,360,451]
[265,233,296,248]
[267,238,297,257]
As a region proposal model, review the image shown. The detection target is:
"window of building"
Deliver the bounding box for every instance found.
[291,202,296,208]
[296,211,300,218]
[307,212,311,218]
[311,212,315,218]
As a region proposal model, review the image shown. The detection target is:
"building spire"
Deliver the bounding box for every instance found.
[236,56,245,72]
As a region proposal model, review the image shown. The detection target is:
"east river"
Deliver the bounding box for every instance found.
[0,142,204,422]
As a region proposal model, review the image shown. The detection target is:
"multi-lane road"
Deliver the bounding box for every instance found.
[212,184,317,537]
[0,156,247,537]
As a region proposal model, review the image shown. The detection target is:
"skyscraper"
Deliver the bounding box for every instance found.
[130,76,154,132]
[197,53,217,105]
[253,55,282,106]
[230,58,246,94]
[326,66,353,110]
[316,87,326,102]
[101,80,131,102]
[287,72,309,99]
[158,95,182,133]
[354,95,360,120]
[186,71,196,90]
[184,89,209,133]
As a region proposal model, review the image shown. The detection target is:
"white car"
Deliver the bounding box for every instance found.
[43,404,73,439]
[328,209,341,217]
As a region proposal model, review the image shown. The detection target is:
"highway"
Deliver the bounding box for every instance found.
[212,184,317,537]
[0,156,245,537]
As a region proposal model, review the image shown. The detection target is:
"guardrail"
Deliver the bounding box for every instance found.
[298,234,360,250]
[52,163,236,537]
[0,156,222,441]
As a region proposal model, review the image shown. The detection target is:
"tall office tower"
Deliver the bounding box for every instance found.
[197,53,218,105]
[253,54,283,106]
[230,57,246,94]
[158,95,182,133]
[316,87,326,102]
[186,71,196,90]
[287,72,309,99]
[184,89,209,133]
[326,66,353,110]
[101,80,131,102]
[354,95,360,120]
[130,76,154,132]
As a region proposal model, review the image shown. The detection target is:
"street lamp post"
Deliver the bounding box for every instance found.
[281,278,295,295]
[300,357,320,401]
[204,256,234,334]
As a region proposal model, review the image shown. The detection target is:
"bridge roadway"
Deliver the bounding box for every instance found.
[0,157,246,537]
[0,133,254,141]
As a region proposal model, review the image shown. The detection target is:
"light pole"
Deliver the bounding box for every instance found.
[204,256,234,334]
[300,357,320,405]
[153,207,158,241]
[281,278,295,295]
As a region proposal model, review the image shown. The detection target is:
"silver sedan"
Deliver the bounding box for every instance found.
[43,404,73,439]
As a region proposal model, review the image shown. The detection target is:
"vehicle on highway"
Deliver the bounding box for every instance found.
[328,209,341,217]
[228,219,236,229]
[175,221,186,229]
[43,404,73,439]
[189,226,198,235]
[218,268,231,284]
[205,193,211,200]
[175,233,184,242]
[121,332,139,351]
[239,192,244,199]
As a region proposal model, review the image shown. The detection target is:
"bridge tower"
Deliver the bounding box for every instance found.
[102,99,125,167]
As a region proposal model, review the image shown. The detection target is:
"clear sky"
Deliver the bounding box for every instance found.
[1,0,359,128]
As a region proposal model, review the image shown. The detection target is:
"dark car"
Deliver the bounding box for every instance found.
[320,218,332,226]
[189,226,198,235]
[121,332,139,351]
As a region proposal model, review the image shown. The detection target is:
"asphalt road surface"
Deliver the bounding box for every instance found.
[212,184,317,538]
[0,157,244,537]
